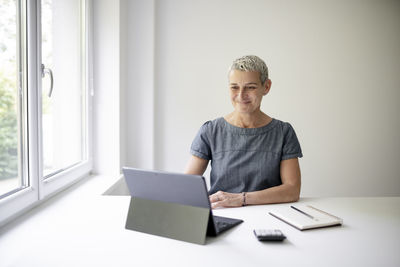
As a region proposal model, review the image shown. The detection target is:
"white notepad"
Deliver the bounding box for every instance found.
[269,205,343,230]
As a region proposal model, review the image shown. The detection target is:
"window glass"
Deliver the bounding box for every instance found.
[41,0,87,178]
[0,0,26,197]
[0,0,91,225]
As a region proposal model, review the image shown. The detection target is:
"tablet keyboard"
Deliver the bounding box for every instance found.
[213,215,243,234]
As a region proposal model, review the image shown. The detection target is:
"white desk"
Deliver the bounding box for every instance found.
[0,175,399,267]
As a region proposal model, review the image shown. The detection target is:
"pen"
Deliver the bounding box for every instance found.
[290,206,317,220]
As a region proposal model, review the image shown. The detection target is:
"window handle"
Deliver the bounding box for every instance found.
[41,64,54,97]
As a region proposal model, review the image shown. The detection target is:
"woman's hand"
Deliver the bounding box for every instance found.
[209,191,243,209]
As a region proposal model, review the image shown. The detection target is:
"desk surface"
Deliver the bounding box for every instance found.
[0,175,399,267]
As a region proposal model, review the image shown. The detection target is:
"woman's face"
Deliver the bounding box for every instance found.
[228,70,270,115]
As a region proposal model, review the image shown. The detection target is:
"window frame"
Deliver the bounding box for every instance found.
[0,0,93,227]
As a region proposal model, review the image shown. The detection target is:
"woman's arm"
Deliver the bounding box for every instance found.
[210,158,301,208]
[247,158,301,204]
[184,155,209,175]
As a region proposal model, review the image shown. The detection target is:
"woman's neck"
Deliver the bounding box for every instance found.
[224,111,272,128]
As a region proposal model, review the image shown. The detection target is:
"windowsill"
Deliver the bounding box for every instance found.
[0,174,127,266]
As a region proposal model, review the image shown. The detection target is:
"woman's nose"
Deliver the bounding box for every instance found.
[238,88,246,99]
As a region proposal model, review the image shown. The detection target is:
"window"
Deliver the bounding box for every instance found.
[0,0,25,197]
[0,0,92,226]
[41,0,88,179]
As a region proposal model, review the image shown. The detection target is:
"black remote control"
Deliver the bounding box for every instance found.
[253,229,286,241]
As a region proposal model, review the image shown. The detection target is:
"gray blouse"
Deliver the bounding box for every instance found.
[190,117,303,194]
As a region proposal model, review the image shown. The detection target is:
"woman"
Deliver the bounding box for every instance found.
[185,55,303,208]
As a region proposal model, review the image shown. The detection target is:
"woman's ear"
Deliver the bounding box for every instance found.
[263,79,272,95]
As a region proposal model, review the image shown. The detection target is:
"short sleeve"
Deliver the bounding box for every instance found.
[281,123,303,160]
[190,121,212,160]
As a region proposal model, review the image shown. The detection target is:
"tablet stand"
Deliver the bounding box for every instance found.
[125,197,210,245]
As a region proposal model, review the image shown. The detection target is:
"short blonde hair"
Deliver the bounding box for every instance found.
[229,55,269,85]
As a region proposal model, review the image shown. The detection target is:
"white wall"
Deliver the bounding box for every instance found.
[121,0,155,170]
[92,0,121,176]
[113,0,400,197]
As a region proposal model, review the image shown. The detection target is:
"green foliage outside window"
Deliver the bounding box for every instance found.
[0,0,18,180]
[0,70,18,180]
